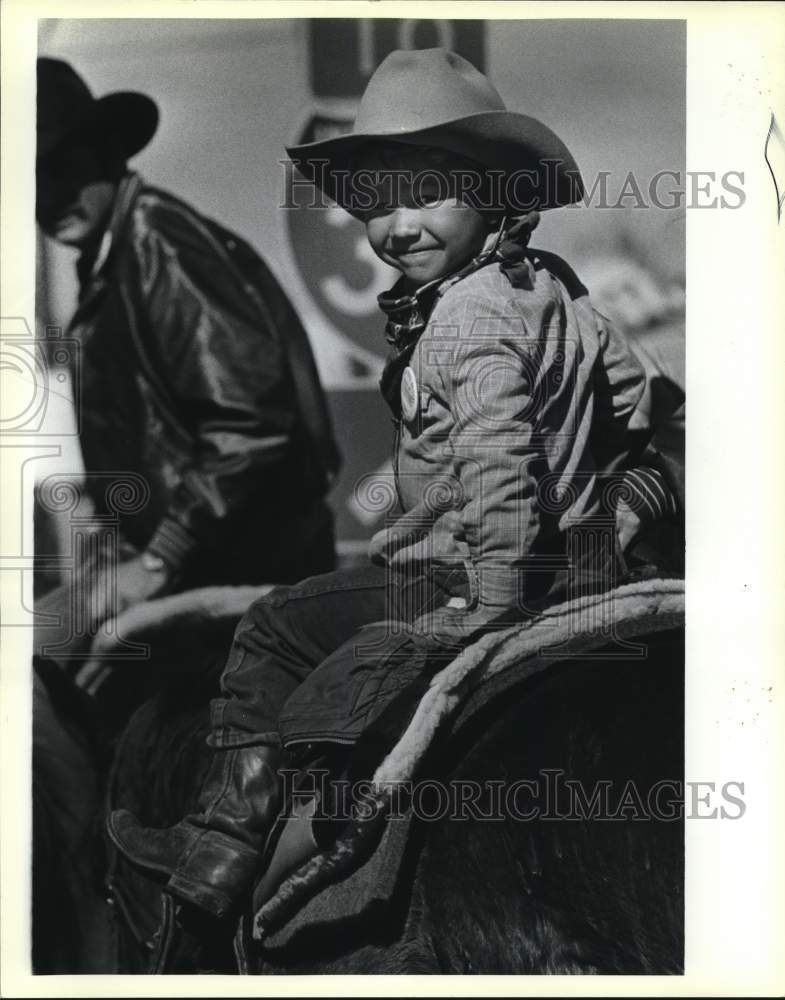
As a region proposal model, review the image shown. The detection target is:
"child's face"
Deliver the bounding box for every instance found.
[359,145,496,290]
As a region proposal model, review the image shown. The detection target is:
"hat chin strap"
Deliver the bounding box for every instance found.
[478,211,522,265]
[483,214,510,258]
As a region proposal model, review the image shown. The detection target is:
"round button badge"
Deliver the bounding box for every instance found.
[400,366,419,422]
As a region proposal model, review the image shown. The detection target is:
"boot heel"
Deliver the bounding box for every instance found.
[166,829,261,918]
[107,745,281,919]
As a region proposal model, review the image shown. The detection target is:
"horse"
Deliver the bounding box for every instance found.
[104,615,684,975]
[31,585,264,974]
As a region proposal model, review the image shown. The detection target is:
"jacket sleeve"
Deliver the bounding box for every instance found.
[620,461,681,519]
[137,211,298,572]
[435,292,545,611]
[589,308,647,472]
[626,324,686,510]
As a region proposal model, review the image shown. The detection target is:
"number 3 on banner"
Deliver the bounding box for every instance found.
[319,206,394,318]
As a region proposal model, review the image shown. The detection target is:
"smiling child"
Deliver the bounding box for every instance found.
[109,48,679,929]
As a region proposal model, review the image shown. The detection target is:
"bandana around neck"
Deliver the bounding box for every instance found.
[377,210,541,352]
[377,210,541,415]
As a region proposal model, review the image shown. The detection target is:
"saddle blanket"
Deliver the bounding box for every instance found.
[250,577,685,949]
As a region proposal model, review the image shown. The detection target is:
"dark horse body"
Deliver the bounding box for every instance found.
[97,625,683,975]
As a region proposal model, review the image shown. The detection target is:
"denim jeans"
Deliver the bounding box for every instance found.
[205,513,629,752]
[208,563,470,750]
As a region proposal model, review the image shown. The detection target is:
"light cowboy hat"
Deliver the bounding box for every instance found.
[37,57,159,160]
[287,48,584,212]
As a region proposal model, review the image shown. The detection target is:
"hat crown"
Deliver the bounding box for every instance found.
[36,56,158,160]
[37,58,94,137]
[286,48,585,212]
[354,48,507,135]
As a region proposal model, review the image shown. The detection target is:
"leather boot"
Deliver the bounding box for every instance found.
[107,745,280,919]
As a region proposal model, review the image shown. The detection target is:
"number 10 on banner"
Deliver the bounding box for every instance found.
[308,19,485,99]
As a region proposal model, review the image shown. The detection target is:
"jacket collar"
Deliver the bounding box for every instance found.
[77,171,143,288]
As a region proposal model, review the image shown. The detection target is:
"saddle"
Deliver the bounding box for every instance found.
[238,576,685,964]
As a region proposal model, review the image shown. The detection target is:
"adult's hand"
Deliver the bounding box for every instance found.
[115,554,173,612]
[75,584,273,695]
[86,554,173,627]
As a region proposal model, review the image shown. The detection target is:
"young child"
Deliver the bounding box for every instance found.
[109,48,677,923]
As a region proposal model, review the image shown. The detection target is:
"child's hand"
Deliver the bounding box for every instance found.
[412,602,511,651]
[616,501,644,553]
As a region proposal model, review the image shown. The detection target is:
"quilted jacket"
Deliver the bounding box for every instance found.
[370,245,648,611]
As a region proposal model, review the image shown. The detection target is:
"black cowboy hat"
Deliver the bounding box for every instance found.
[37,57,159,160]
[287,48,584,212]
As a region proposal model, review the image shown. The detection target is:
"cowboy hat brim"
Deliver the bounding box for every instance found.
[286,110,584,213]
[37,91,159,160]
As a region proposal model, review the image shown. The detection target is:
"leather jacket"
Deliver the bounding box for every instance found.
[69,173,339,585]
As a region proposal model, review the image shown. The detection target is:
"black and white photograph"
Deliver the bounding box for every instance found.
[1,2,783,993]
